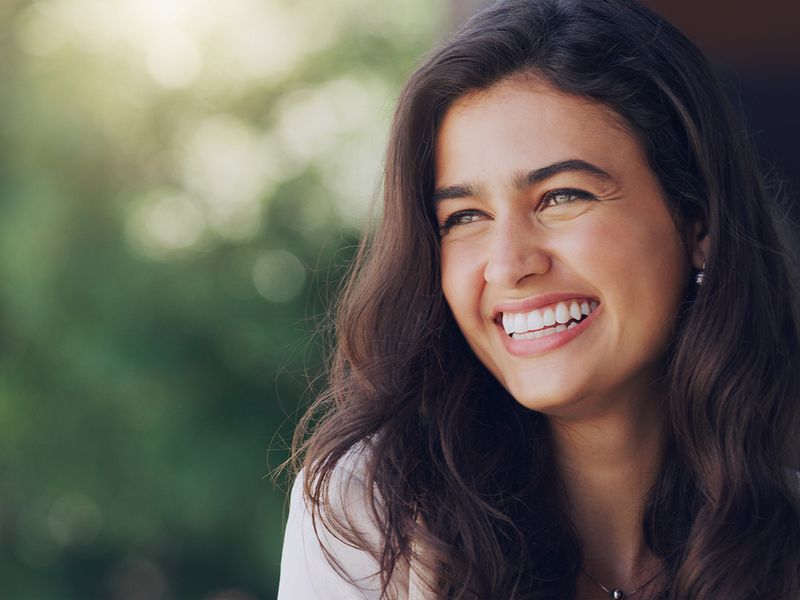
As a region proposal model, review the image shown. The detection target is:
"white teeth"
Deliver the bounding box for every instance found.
[502,313,513,335]
[555,302,570,324]
[569,301,582,321]
[502,298,599,337]
[567,321,578,329]
[527,309,543,331]
[516,326,559,340]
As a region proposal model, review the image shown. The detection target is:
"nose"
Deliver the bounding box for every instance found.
[483,218,551,287]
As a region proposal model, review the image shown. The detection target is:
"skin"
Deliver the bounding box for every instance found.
[433,77,707,598]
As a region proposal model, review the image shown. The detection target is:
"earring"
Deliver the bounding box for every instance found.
[695,260,706,286]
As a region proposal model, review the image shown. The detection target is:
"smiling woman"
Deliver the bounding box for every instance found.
[435,83,699,418]
[279,1,800,599]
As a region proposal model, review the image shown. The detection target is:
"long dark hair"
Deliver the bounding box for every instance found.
[291,0,800,597]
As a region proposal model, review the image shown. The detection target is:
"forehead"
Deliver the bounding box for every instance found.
[434,78,643,184]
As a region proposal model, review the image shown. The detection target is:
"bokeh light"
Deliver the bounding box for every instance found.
[0,0,448,597]
[252,250,307,304]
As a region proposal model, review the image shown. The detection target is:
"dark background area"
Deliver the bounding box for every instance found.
[644,0,800,209]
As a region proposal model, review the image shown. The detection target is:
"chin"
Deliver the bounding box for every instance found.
[502,377,587,416]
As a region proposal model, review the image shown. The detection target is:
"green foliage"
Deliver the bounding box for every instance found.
[0,1,445,597]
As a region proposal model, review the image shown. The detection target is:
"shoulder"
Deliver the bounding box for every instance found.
[278,443,409,599]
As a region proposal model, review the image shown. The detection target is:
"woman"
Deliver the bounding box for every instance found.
[279,0,800,598]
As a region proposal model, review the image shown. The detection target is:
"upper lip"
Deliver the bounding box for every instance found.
[491,292,598,320]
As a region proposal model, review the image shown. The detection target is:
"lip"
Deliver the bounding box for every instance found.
[498,302,601,357]
[492,292,599,321]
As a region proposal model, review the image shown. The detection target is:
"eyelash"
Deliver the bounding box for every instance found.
[542,187,597,207]
[438,188,597,234]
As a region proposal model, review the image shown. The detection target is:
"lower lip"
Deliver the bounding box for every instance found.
[498,305,600,357]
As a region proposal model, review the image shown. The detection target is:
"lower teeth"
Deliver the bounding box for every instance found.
[512,317,583,340]
[514,325,559,340]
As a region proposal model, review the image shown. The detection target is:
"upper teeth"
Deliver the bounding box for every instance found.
[501,299,598,336]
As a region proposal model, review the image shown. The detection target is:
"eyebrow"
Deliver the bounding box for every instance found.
[431,159,617,205]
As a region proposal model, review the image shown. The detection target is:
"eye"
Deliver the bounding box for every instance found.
[439,209,487,235]
[540,188,597,209]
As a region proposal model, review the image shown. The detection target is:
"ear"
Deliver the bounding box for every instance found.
[687,219,710,270]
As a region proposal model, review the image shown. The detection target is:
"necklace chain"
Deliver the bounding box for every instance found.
[581,566,662,599]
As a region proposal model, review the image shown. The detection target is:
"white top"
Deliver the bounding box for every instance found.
[277,449,425,599]
[278,456,800,600]
[277,470,383,599]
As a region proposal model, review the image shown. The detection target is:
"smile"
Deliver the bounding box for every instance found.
[501,299,599,339]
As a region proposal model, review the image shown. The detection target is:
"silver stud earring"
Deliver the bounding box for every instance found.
[695,260,706,286]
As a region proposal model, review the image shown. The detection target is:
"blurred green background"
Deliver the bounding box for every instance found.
[0,0,454,597]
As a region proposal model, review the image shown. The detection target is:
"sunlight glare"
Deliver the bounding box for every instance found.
[180,115,276,241]
[146,32,203,89]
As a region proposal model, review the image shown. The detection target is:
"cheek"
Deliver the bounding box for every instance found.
[625,213,688,297]
[578,209,689,329]
[441,241,482,309]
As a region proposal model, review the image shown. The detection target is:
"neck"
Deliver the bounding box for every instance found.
[548,390,666,592]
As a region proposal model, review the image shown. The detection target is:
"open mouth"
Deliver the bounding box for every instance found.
[499,298,599,340]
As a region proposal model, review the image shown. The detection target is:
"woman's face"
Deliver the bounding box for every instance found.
[434,78,697,418]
